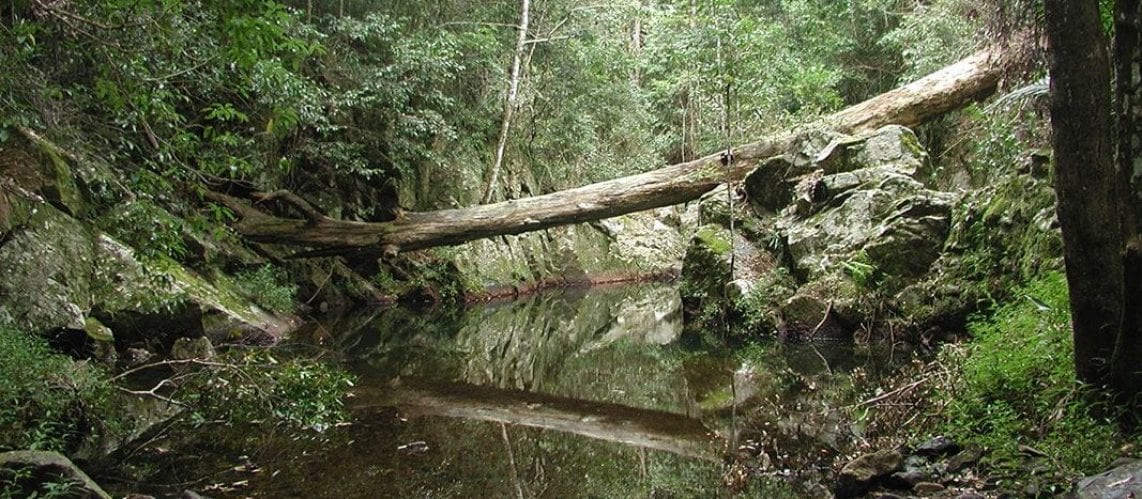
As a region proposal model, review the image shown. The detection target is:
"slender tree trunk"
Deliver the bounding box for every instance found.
[630,1,642,87]
[1044,0,1124,386]
[481,0,532,204]
[209,49,1001,256]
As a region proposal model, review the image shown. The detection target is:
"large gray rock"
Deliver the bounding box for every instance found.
[1074,459,1142,499]
[0,450,112,499]
[777,126,954,283]
[453,207,687,290]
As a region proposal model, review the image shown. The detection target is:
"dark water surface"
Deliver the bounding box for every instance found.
[108,283,908,498]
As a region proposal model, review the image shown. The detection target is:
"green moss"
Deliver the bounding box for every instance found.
[939,272,1134,480]
[900,129,926,161]
[695,226,732,255]
[23,132,87,217]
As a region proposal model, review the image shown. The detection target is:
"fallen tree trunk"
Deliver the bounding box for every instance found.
[212,49,1001,256]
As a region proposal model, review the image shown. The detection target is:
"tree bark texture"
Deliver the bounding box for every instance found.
[212,49,1001,256]
[1112,0,1142,397]
[1045,0,1125,386]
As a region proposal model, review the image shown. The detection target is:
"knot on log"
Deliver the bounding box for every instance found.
[382,244,400,260]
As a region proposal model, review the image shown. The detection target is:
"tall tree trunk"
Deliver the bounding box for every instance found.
[1112,0,1142,398]
[1044,0,1125,387]
[481,0,532,204]
[208,49,1001,256]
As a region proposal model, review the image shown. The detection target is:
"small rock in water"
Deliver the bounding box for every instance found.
[946,445,983,472]
[884,468,931,490]
[913,481,946,495]
[170,336,215,360]
[914,435,961,458]
[835,449,903,498]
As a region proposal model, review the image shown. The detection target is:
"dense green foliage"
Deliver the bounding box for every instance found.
[0,326,114,453]
[940,272,1136,484]
[181,349,355,432]
[0,0,989,219]
[232,264,299,313]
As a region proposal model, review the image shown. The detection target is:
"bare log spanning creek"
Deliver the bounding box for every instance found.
[209,49,1000,257]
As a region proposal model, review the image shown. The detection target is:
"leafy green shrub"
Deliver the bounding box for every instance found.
[940,272,1129,478]
[98,200,188,264]
[0,327,113,452]
[181,349,355,433]
[233,265,298,313]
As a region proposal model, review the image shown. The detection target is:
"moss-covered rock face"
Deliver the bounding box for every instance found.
[681,224,735,304]
[0,133,89,217]
[779,131,953,283]
[896,167,1062,332]
[0,189,295,354]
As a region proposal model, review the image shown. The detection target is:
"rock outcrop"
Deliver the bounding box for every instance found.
[682,125,960,341]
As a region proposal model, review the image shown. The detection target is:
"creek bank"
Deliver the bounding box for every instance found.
[833,437,985,498]
[834,437,1142,498]
[0,131,321,480]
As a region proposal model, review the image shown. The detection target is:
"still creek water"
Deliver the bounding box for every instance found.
[110,283,908,498]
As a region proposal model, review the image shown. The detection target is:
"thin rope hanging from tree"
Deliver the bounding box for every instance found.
[717,13,736,281]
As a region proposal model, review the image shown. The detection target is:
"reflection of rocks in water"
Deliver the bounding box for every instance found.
[344,284,690,412]
[584,286,683,350]
[456,285,686,405]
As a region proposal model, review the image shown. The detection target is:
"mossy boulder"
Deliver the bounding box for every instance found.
[0,192,295,354]
[681,225,736,303]
[0,132,88,217]
[894,168,1062,331]
[0,450,112,499]
[684,125,956,340]
[777,126,953,285]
